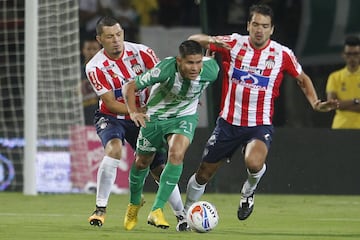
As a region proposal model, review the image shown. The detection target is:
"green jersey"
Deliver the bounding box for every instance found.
[135,56,219,120]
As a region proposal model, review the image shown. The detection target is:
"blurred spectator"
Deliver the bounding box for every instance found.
[109,0,140,42]
[132,0,159,26]
[79,0,111,39]
[80,38,101,125]
[326,35,360,129]
[79,0,140,42]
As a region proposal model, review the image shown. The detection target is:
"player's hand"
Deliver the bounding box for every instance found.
[313,99,339,112]
[137,106,147,113]
[129,112,149,127]
[205,49,215,58]
[210,37,231,50]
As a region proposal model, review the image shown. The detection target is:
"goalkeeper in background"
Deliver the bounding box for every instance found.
[85,16,187,231]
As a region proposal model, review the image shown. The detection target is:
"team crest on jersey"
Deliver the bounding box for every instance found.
[131,63,143,75]
[150,67,161,77]
[265,58,275,69]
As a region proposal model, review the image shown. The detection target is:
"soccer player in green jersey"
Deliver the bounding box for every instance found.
[122,39,219,230]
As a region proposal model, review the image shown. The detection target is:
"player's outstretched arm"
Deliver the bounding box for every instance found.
[188,34,231,50]
[296,71,339,112]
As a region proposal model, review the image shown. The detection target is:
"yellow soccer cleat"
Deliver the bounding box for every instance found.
[124,203,142,230]
[123,195,146,230]
[147,208,170,229]
[88,207,106,227]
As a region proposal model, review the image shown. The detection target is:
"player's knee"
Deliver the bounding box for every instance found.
[195,172,209,185]
[168,149,185,164]
[134,160,148,170]
[106,151,122,160]
[105,139,122,159]
[195,164,214,184]
[134,154,154,170]
[246,160,265,173]
[244,150,267,172]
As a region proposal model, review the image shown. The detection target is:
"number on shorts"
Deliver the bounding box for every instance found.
[179,120,192,134]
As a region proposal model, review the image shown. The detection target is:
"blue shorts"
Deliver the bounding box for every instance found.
[202,117,274,163]
[94,111,166,169]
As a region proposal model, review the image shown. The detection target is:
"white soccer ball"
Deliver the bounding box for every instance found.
[186,201,219,233]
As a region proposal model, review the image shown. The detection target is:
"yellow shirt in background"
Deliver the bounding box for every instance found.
[326,67,360,129]
[132,0,158,26]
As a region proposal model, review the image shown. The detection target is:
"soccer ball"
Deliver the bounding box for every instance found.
[186,201,219,233]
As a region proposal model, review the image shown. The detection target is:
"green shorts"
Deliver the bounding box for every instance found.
[136,114,199,155]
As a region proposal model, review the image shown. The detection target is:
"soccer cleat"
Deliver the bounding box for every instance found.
[123,194,146,231]
[147,208,170,229]
[124,203,143,230]
[88,207,106,227]
[175,210,190,232]
[237,192,254,220]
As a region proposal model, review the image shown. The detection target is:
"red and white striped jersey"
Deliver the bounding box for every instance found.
[211,33,302,127]
[85,41,159,119]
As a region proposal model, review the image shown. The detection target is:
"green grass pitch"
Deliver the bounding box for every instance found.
[0,193,359,240]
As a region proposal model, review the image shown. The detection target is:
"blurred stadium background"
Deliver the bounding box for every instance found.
[0,0,359,195]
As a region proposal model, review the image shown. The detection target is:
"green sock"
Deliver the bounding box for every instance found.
[152,162,183,211]
[129,163,149,205]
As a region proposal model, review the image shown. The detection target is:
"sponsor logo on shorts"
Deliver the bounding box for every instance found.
[137,135,156,152]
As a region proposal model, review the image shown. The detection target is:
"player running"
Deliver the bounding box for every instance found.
[184,4,338,221]
[85,16,186,230]
[122,40,219,230]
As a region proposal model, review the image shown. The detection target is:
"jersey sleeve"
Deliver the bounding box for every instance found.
[139,45,160,70]
[135,57,176,90]
[281,47,302,78]
[202,57,220,82]
[85,63,112,96]
[209,33,238,56]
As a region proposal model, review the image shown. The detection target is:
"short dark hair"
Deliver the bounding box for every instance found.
[248,4,274,26]
[96,16,120,35]
[178,40,203,58]
[344,35,360,46]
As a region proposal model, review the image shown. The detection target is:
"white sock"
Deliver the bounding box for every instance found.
[155,180,184,215]
[241,164,266,197]
[168,184,185,216]
[95,156,120,207]
[184,174,206,211]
